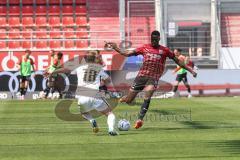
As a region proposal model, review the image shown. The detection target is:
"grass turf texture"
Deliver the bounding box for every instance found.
[0,97,240,160]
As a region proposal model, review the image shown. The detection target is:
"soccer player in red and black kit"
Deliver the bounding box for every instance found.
[105,31,197,129]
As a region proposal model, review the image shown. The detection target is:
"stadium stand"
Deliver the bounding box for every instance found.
[88,0,119,48]
[0,0,89,49]
[221,13,240,47]
[126,1,155,48]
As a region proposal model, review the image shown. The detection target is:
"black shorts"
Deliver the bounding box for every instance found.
[20,75,31,82]
[131,76,158,92]
[176,73,188,83]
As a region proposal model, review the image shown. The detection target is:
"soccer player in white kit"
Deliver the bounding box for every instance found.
[50,51,118,136]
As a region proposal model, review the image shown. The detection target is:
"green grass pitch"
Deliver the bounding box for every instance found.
[0,97,240,160]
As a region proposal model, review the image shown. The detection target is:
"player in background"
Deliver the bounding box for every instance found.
[105,30,197,129]
[16,50,35,100]
[43,51,63,99]
[172,49,194,98]
[50,51,118,136]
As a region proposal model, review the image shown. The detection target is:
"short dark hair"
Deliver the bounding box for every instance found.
[151,30,160,37]
[57,52,63,59]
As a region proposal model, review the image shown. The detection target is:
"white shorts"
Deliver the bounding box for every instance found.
[77,95,109,113]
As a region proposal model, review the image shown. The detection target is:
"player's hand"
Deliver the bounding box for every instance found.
[104,41,117,49]
[32,73,36,78]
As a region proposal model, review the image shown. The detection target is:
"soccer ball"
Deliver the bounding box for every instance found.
[118,119,130,131]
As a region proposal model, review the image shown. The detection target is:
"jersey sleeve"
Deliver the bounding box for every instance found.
[99,70,109,80]
[134,45,145,55]
[165,48,175,59]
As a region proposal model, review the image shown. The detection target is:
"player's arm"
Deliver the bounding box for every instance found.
[31,62,35,72]
[30,59,36,77]
[104,42,136,57]
[99,71,111,91]
[172,56,197,77]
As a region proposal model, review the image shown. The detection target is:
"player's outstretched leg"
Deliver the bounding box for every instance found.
[107,112,118,136]
[134,87,154,129]
[173,80,180,97]
[81,112,99,133]
[90,119,99,133]
[134,98,151,129]
[119,90,138,104]
[183,78,192,98]
[101,108,118,136]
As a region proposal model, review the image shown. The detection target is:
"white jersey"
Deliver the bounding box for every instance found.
[71,63,109,89]
[71,63,110,112]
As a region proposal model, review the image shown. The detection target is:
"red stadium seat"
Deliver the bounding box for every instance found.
[22,41,32,49]
[0,28,6,38]
[22,0,33,5]
[75,16,87,26]
[36,16,48,26]
[62,5,73,15]
[76,40,88,48]
[22,28,34,39]
[0,41,6,48]
[62,16,74,26]
[36,41,48,48]
[49,40,61,48]
[0,6,7,16]
[8,41,21,49]
[8,28,21,39]
[64,40,75,48]
[48,5,60,15]
[8,0,19,4]
[0,17,7,27]
[22,16,34,27]
[9,6,20,15]
[75,6,87,15]
[49,27,62,38]
[0,0,6,4]
[36,6,47,15]
[62,0,72,5]
[36,28,49,38]
[76,28,88,38]
[49,0,60,4]
[8,16,21,27]
[75,0,86,4]
[63,27,75,38]
[49,16,61,27]
[22,6,33,15]
[36,0,46,4]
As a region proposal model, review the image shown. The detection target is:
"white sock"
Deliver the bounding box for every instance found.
[82,113,94,122]
[107,113,116,132]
